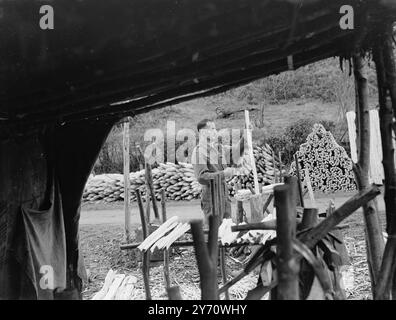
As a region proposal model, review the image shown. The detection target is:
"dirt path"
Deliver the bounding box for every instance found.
[80,192,386,226]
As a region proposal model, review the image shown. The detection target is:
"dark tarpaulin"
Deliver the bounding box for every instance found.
[0,120,114,299]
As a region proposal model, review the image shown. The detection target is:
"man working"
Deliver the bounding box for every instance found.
[191,119,245,221]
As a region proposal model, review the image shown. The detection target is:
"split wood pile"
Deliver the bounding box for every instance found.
[83,145,280,202]
[289,124,357,193]
[91,270,137,300]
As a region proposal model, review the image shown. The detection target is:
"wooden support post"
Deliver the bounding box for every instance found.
[353,53,385,293]
[161,189,171,290]
[373,27,396,300]
[136,190,152,300]
[274,176,299,300]
[123,119,131,242]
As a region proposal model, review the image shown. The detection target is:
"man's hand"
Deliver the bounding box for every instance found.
[223,167,235,178]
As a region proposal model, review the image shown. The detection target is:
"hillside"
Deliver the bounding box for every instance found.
[95,57,379,173]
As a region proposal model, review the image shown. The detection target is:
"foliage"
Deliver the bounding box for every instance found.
[265,119,337,166]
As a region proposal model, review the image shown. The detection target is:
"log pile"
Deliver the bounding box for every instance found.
[83,145,280,202]
[289,124,356,193]
[227,144,282,197]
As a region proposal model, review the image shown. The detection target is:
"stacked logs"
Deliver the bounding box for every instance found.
[227,144,282,197]
[83,145,280,203]
[289,123,356,193]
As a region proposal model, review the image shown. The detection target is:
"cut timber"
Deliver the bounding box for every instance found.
[91,269,116,300]
[115,275,137,300]
[104,274,126,300]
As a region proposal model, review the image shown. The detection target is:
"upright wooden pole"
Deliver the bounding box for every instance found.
[373,27,396,300]
[294,154,305,208]
[161,189,171,290]
[123,118,131,242]
[353,54,384,293]
[136,190,152,300]
[274,176,299,300]
[244,110,260,194]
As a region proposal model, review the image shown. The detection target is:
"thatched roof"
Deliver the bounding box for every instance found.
[0,0,395,130]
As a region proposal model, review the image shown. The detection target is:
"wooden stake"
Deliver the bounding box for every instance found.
[136,190,152,300]
[353,53,384,294]
[274,176,299,300]
[244,110,260,194]
[123,118,131,242]
[145,162,160,220]
[304,167,316,208]
[161,189,171,290]
[279,151,283,182]
[294,154,305,208]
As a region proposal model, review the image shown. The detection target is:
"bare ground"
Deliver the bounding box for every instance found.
[80,193,386,300]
